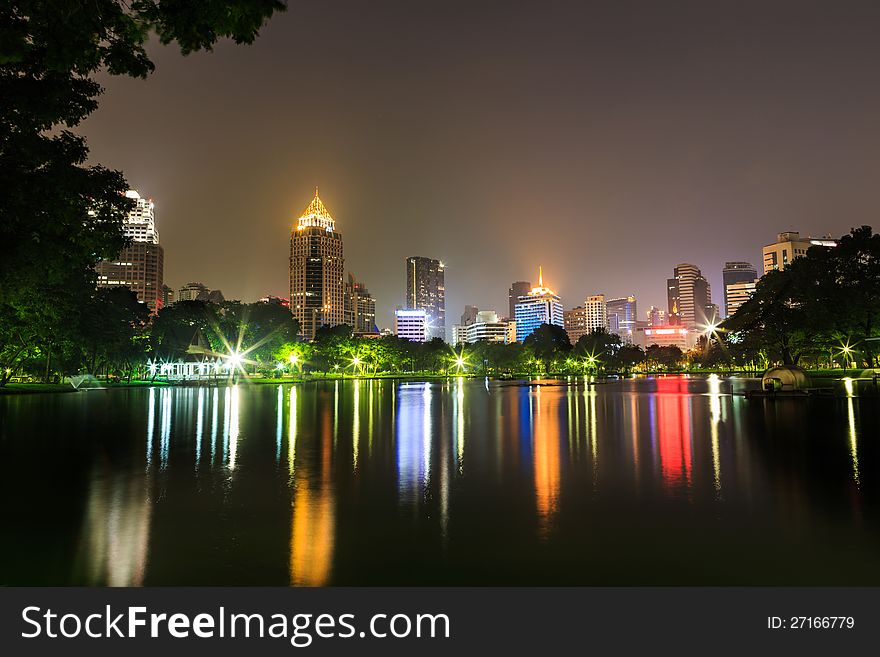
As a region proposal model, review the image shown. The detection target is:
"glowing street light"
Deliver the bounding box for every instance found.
[289,353,299,365]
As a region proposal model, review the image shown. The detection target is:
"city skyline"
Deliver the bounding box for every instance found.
[81,1,879,326]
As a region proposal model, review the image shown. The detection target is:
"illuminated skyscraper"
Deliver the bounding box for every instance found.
[405,256,445,341]
[721,262,757,317]
[514,267,564,342]
[289,190,345,340]
[584,294,607,333]
[667,263,712,330]
[96,190,164,313]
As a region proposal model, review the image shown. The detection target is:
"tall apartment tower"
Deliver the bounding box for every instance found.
[721,262,757,317]
[667,263,712,330]
[406,256,445,341]
[289,189,345,340]
[508,281,531,320]
[584,294,608,333]
[95,190,164,313]
[344,273,378,335]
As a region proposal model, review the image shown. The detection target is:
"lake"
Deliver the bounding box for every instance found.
[1,375,877,585]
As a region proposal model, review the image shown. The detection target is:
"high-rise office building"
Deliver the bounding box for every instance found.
[508,281,531,320]
[721,262,757,317]
[584,294,607,333]
[514,267,564,342]
[607,295,637,343]
[762,231,838,275]
[344,273,378,335]
[289,190,345,340]
[667,263,712,330]
[96,190,164,313]
[406,256,445,341]
[725,280,757,317]
[395,308,428,342]
[563,306,589,344]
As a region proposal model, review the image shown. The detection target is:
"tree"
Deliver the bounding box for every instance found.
[78,287,151,377]
[1,1,285,385]
[524,324,572,372]
[572,328,621,372]
[645,345,684,371]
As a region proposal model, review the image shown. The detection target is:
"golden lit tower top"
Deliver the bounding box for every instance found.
[296,188,336,232]
[530,265,555,296]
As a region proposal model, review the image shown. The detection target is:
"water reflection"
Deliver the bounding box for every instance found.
[3,374,874,586]
[655,377,693,493]
[288,386,335,586]
[396,382,432,504]
[75,467,151,586]
[533,385,562,533]
[708,374,722,495]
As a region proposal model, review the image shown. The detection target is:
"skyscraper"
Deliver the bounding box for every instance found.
[289,190,345,340]
[406,256,445,341]
[721,262,757,317]
[607,295,637,343]
[96,190,164,313]
[344,273,378,335]
[508,281,531,320]
[584,294,608,333]
[514,267,564,342]
[668,263,712,330]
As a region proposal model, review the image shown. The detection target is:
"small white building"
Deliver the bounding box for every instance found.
[395,308,428,342]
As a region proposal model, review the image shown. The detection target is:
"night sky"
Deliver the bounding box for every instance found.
[82,0,880,331]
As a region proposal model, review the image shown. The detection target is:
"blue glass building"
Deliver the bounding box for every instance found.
[514,267,564,342]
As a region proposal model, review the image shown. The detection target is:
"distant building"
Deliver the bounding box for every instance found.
[646,305,666,327]
[667,263,712,330]
[177,282,207,301]
[762,232,838,275]
[406,256,445,341]
[454,310,509,344]
[344,273,378,335]
[161,284,174,308]
[259,295,290,308]
[508,281,531,320]
[606,295,637,343]
[95,190,164,313]
[461,305,479,327]
[721,262,757,317]
[395,308,428,342]
[177,282,224,303]
[564,306,589,344]
[725,279,757,317]
[514,267,564,342]
[636,325,695,351]
[584,294,607,333]
[289,189,345,340]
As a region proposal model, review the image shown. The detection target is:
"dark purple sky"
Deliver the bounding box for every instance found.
[82,0,880,330]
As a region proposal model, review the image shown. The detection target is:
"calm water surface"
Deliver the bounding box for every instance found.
[1,376,878,585]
